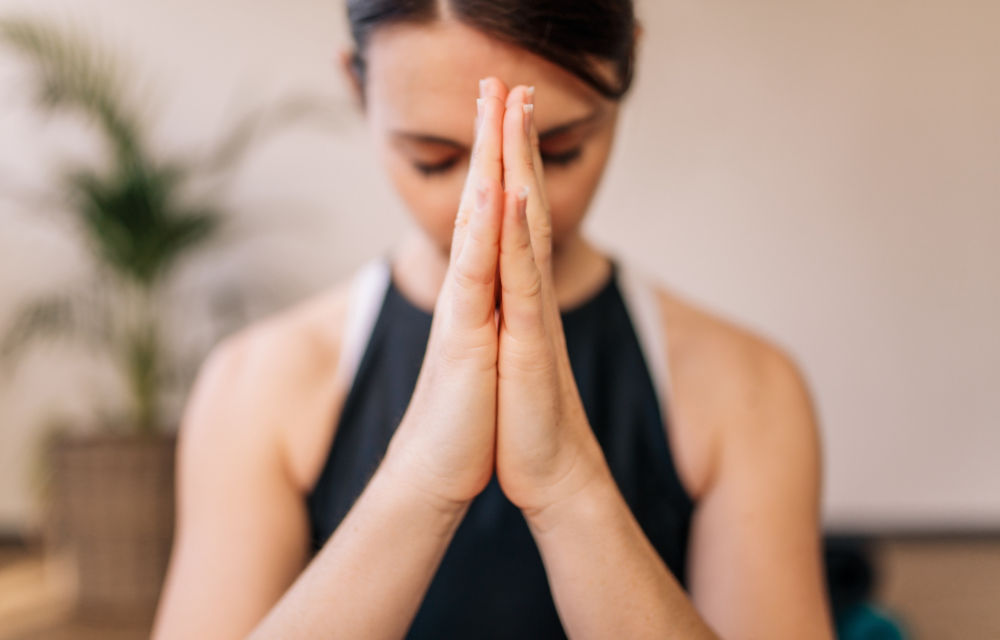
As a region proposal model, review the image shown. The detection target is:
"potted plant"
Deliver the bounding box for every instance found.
[0,16,333,618]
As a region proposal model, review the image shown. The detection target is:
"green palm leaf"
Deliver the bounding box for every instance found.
[0,15,340,434]
[0,16,144,165]
[63,162,222,287]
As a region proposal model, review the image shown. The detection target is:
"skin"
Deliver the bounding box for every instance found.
[151,17,834,640]
[362,18,621,314]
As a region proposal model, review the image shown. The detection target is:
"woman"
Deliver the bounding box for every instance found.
[152,1,834,638]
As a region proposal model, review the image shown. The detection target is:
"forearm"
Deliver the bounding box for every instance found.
[247,455,468,639]
[525,467,718,640]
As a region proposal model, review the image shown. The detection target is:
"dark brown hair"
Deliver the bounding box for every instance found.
[346,0,637,104]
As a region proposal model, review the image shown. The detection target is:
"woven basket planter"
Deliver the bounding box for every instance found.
[44,432,177,620]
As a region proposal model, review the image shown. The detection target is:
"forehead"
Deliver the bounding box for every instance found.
[364,19,605,129]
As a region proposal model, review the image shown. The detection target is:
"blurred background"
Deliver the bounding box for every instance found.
[0,0,997,638]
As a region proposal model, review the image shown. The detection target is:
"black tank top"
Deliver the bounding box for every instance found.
[305,253,694,638]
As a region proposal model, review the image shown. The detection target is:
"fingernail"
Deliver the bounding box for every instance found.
[525,85,535,105]
[517,185,530,219]
[479,78,488,98]
[522,103,534,137]
[476,98,484,129]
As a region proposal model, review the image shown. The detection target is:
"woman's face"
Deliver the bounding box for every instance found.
[346,19,623,255]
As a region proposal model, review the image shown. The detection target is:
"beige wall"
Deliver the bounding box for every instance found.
[0,0,997,534]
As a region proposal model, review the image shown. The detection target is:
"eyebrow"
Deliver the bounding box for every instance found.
[391,108,604,149]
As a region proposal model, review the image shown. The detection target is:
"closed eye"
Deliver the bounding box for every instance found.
[412,147,583,177]
[541,147,582,166]
[412,157,461,176]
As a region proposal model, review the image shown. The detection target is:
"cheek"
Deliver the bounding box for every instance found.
[382,151,466,252]
[545,150,610,242]
[370,123,616,253]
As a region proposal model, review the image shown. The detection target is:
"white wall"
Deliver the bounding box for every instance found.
[1,0,997,534]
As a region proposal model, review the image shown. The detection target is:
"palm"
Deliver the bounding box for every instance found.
[381,78,509,507]
[492,84,603,514]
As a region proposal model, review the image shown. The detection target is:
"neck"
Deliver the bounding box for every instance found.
[389,227,612,315]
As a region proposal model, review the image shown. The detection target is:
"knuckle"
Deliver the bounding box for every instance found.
[498,338,556,376]
[500,268,543,300]
[522,272,544,299]
[500,226,533,256]
[435,324,496,368]
[452,259,493,290]
[533,220,553,242]
[441,339,492,367]
[453,207,471,231]
[531,223,554,256]
[527,273,545,301]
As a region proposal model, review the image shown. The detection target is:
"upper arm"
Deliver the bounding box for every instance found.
[684,338,834,639]
[151,330,312,640]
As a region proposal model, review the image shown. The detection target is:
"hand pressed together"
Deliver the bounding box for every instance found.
[383,77,609,518]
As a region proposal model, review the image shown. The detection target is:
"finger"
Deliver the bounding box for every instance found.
[447,175,503,331]
[502,87,574,378]
[502,85,553,275]
[498,185,546,343]
[501,85,561,339]
[523,87,551,215]
[451,77,508,264]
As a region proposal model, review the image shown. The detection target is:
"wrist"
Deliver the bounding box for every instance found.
[521,452,618,536]
[378,443,474,521]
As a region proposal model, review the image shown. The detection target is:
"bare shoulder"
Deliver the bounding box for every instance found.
[156,276,359,639]
[214,276,354,389]
[651,284,819,500]
[654,285,813,412]
[182,272,357,491]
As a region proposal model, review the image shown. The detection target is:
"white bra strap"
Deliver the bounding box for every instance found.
[615,260,674,424]
[336,256,392,388]
[336,256,675,421]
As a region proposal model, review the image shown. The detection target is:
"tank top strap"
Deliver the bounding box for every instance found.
[336,254,392,390]
[613,258,675,434]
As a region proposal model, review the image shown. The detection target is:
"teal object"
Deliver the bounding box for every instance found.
[836,603,907,640]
